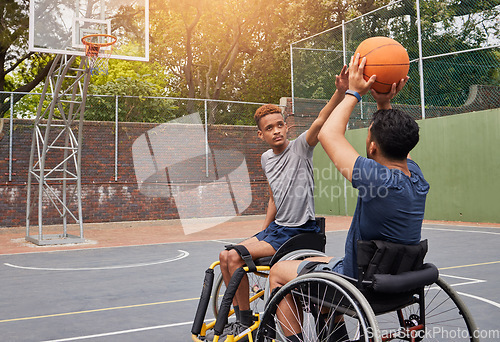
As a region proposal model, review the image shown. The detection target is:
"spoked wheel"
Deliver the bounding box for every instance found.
[211,270,269,318]
[212,249,328,319]
[257,272,381,342]
[376,277,478,341]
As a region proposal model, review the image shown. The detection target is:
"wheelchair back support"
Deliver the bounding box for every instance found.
[357,239,438,293]
[356,239,439,314]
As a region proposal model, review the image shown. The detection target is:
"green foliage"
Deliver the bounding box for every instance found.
[1,0,498,122]
[5,54,53,91]
[84,57,180,123]
[292,0,500,111]
[85,76,178,122]
[149,0,376,104]
[0,0,30,75]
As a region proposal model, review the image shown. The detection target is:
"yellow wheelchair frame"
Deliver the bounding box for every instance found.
[191,218,327,342]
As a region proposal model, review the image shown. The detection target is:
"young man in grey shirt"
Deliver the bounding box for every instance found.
[216,66,349,336]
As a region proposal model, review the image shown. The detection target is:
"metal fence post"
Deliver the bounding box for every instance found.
[341,20,349,216]
[204,99,209,178]
[290,44,295,117]
[9,93,14,182]
[115,95,119,182]
[416,0,426,119]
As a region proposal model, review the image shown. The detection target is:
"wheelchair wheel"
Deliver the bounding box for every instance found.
[211,249,328,318]
[376,277,478,341]
[211,270,269,318]
[257,272,381,342]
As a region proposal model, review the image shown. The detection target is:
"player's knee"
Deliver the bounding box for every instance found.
[270,261,295,288]
[219,250,228,265]
[269,263,283,288]
[227,249,243,269]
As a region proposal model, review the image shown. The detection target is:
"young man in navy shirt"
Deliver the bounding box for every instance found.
[268,53,429,341]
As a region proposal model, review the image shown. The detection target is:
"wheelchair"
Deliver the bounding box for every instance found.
[256,239,479,342]
[191,217,328,342]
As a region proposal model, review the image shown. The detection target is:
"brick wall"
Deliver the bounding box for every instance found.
[0,119,269,228]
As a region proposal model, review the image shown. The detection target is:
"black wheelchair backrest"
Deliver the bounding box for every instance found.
[357,239,428,281]
[357,239,439,294]
[315,216,326,234]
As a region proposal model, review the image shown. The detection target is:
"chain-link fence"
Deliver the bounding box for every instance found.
[1,91,267,126]
[0,91,270,183]
[291,0,500,128]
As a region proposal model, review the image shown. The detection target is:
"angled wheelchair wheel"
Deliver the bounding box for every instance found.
[257,272,381,342]
[211,270,269,318]
[375,277,478,341]
[211,249,328,318]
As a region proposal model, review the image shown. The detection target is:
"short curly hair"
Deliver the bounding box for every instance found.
[254,104,282,129]
[370,109,419,160]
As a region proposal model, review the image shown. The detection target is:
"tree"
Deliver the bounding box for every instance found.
[151,0,271,117]
[84,77,178,122]
[85,58,178,122]
[0,0,58,117]
[290,0,500,107]
[150,0,378,115]
[3,0,497,122]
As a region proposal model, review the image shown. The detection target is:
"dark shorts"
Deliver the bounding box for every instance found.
[254,220,321,251]
[297,257,344,276]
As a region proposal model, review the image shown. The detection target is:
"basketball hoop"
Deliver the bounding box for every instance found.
[81,34,117,75]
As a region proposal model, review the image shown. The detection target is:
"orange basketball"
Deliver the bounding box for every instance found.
[354,36,409,94]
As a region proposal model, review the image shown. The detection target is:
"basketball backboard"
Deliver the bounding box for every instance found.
[29,0,149,61]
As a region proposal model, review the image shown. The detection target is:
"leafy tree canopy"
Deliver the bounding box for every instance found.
[1,0,498,120]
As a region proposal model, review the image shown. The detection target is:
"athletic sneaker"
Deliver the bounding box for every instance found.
[203,322,253,341]
[203,322,239,341]
[230,322,254,341]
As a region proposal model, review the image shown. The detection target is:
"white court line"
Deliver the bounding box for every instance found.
[423,227,500,235]
[439,273,486,287]
[456,291,500,310]
[27,270,499,341]
[40,321,193,342]
[431,274,500,310]
[3,250,189,271]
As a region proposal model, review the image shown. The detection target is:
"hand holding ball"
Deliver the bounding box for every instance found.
[354,36,409,94]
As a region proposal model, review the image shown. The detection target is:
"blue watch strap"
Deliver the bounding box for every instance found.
[345,90,361,102]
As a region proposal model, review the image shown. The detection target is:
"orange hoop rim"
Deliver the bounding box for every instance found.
[81,34,118,48]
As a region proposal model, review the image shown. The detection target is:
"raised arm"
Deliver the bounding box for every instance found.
[317,54,375,182]
[306,65,349,147]
[318,54,410,182]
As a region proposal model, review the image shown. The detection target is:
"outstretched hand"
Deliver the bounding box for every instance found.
[371,76,410,109]
[335,65,349,93]
[348,53,376,96]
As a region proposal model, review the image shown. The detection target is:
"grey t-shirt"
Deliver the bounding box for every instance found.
[261,131,315,226]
